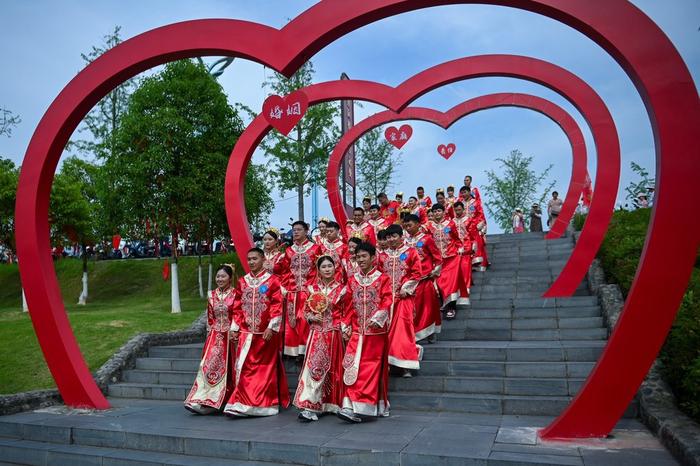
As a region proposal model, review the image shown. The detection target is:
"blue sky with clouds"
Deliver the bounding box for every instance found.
[1,1,698,233]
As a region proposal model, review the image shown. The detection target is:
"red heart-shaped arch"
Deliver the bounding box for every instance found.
[325,93,591,240]
[15,2,699,440]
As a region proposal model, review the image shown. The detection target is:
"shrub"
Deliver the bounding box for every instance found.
[597,208,700,422]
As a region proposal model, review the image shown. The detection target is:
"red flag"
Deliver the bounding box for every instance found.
[162,260,170,280]
[582,174,593,207]
[112,234,121,250]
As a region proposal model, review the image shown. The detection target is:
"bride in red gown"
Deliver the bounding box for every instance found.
[184,264,237,414]
[293,255,350,421]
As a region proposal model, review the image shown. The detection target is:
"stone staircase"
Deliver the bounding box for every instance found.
[108,232,634,417]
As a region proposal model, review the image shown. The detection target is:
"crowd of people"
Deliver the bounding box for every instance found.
[184,175,491,424]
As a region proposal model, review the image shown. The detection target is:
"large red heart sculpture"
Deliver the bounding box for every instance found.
[437,143,457,159]
[14,2,699,441]
[384,124,413,149]
[228,55,618,303]
[262,90,309,136]
[325,93,590,241]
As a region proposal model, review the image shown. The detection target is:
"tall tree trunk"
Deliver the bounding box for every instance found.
[22,287,28,313]
[197,243,204,298]
[297,182,305,221]
[208,250,214,293]
[171,231,181,314]
[78,244,88,305]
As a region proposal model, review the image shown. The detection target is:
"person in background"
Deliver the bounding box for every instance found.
[319,221,348,281]
[376,229,389,253]
[315,218,330,245]
[261,229,288,277]
[224,248,289,417]
[425,204,463,319]
[530,204,543,232]
[451,201,474,306]
[512,209,525,233]
[344,237,363,276]
[547,191,563,228]
[346,207,377,246]
[416,186,432,208]
[378,192,400,224]
[367,204,389,237]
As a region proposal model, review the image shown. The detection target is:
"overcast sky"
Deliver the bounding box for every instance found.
[1,1,698,233]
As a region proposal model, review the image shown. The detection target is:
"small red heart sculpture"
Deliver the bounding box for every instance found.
[437,143,456,159]
[262,90,308,136]
[384,124,413,149]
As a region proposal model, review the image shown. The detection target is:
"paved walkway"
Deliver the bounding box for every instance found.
[0,398,678,465]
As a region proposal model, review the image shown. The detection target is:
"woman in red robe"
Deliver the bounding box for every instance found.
[294,255,350,421]
[318,221,349,282]
[184,264,237,414]
[337,242,394,423]
[224,248,289,417]
[343,237,362,277]
[262,229,288,277]
[461,189,490,271]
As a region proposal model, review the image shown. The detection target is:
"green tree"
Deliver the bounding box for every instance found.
[0,158,18,253]
[254,61,339,221]
[624,161,654,209]
[356,128,400,200]
[108,59,244,312]
[67,26,136,160]
[55,157,105,304]
[0,108,21,138]
[482,149,556,232]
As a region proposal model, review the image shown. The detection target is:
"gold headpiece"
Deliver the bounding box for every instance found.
[436,188,445,194]
[316,254,335,266]
[396,192,404,197]
[265,227,280,237]
[319,216,330,223]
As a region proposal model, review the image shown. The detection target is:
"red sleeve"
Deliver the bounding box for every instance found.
[231,280,244,331]
[366,226,377,246]
[379,275,394,314]
[425,236,443,268]
[268,277,283,321]
[206,292,215,328]
[407,249,422,282]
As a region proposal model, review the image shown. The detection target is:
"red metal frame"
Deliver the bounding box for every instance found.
[324,93,591,238]
[14,1,699,440]
[228,56,618,302]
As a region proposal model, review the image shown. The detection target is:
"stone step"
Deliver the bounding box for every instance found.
[421,340,605,361]
[123,359,596,385]
[440,316,604,330]
[0,437,267,466]
[437,327,608,341]
[470,296,598,309]
[119,370,588,397]
[465,307,601,319]
[106,382,606,417]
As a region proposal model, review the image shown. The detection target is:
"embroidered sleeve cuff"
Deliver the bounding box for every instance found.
[267,316,281,332]
[432,264,442,276]
[230,321,240,332]
[280,286,288,297]
[401,280,418,295]
[341,322,351,333]
[370,310,389,327]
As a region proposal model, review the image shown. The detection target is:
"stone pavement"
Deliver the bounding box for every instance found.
[0,398,678,465]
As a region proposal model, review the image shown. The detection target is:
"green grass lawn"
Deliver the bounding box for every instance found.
[0,253,241,394]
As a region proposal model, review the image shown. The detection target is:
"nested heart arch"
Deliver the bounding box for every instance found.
[325,92,592,240]
[227,55,619,303]
[14,1,699,440]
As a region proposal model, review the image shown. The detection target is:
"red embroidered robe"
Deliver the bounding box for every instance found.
[426,219,466,307]
[283,240,320,356]
[405,232,443,340]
